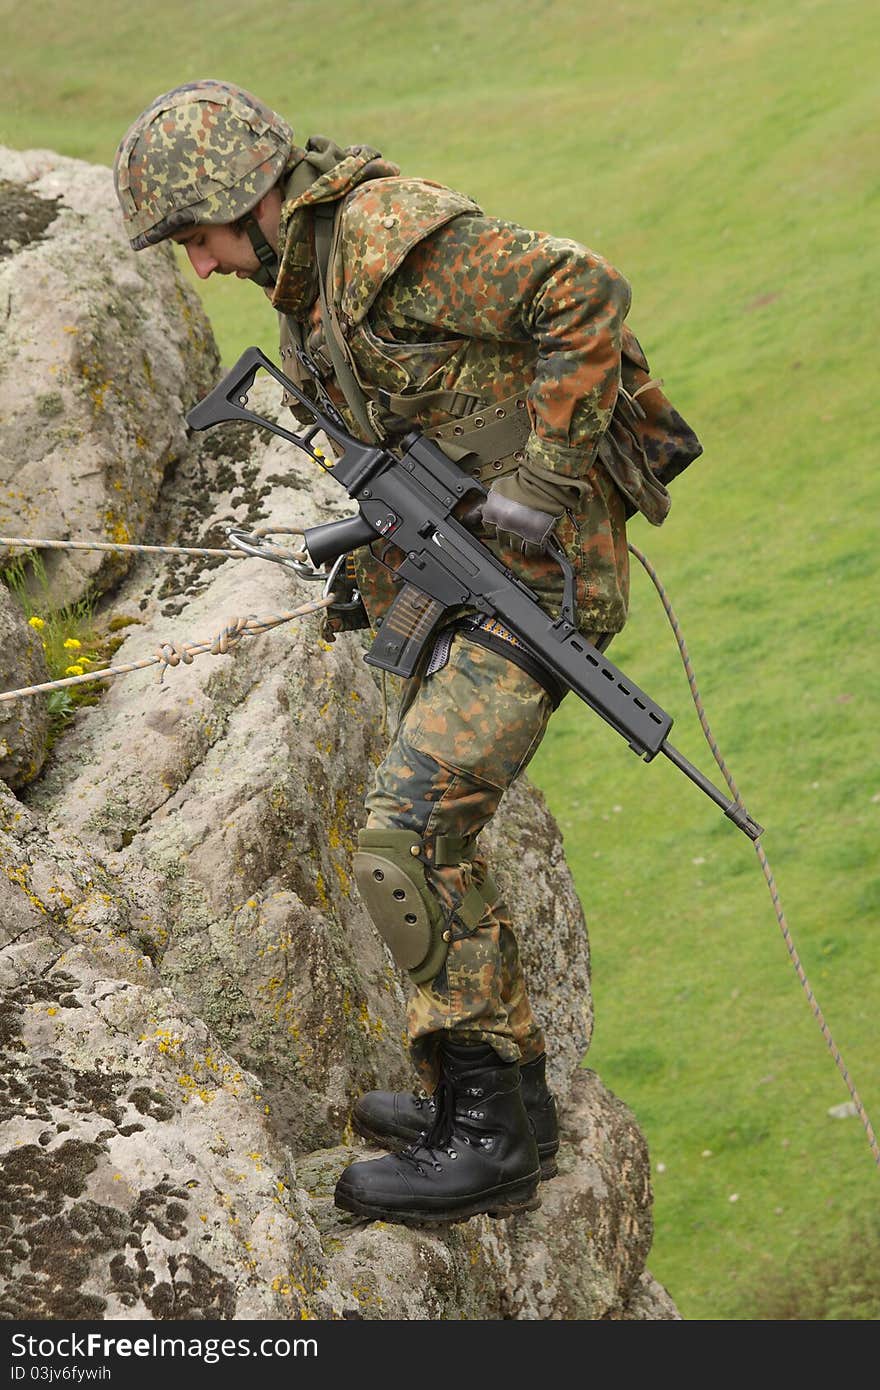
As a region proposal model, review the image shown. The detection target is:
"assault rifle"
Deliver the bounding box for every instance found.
[188,346,762,841]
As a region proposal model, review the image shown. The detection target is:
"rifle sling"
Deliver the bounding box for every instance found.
[458,620,566,709]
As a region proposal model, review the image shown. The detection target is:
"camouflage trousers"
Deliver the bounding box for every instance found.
[364,632,557,1090]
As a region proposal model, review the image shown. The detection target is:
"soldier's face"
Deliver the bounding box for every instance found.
[171,223,259,280]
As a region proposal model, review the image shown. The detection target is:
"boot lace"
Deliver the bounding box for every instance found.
[397,1078,462,1173]
[397,1077,489,1173]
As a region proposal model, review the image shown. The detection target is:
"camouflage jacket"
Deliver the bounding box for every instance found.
[271,158,700,639]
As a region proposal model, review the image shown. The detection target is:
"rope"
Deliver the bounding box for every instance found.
[0,532,310,564]
[628,541,879,1169]
[0,594,337,703]
[0,527,325,702]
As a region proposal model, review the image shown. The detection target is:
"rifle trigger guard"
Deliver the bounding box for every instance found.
[225,527,328,580]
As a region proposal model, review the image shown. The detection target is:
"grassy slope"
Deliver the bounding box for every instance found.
[4,0,877,1319]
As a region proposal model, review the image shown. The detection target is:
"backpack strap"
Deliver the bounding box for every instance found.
[312,202,380,441]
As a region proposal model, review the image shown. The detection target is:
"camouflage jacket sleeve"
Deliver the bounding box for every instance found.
[373,213,632,501]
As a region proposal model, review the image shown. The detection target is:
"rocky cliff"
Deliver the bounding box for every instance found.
[0,148,679,1321]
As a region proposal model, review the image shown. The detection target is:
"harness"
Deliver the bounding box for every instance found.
[281,200,533,479]
[275,197,572,695]
[426,615,567,708]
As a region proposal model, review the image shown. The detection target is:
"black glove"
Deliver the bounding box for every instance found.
[479,488,561,556]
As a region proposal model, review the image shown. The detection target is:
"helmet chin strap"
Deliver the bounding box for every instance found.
[242,213,279,287]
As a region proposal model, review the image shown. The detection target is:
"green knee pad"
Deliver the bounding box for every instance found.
[354,829,497,985]
[354,829,449,984]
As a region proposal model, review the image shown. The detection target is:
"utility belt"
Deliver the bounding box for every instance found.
[297,327,532,488]
[425,614,567,709]
[377,385,531,488]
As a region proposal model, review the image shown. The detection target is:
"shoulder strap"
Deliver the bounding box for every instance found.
[312,203,380,441]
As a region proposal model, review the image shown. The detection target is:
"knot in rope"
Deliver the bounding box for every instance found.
[154,640,195,672]
[154,613,259,680]
[210,613,256,656]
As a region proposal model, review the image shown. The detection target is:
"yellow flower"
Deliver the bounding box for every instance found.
[63,637,82,650]
[28,616,45,630]
[64,664,85,677]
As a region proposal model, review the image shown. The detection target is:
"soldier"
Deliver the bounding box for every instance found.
[114,79,700,1226]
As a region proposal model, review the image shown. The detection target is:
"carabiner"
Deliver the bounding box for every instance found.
[225,527,328,580]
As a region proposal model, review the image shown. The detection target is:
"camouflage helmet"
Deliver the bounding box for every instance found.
[114,79,293,250]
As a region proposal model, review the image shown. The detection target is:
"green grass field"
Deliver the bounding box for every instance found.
[4,0,878,1319]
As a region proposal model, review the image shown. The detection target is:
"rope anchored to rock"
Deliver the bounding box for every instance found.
[0,528,313,568]
[0,528,335,704]
[0,595,338,703]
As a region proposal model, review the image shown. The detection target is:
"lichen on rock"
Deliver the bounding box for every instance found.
[0,147,219,611]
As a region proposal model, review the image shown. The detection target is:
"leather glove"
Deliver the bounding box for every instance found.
[479,488,562,556]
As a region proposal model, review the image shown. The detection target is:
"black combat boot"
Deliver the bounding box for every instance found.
[334,1041,542,1224]
[352,1050,560,1180]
